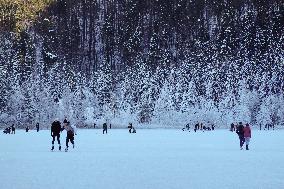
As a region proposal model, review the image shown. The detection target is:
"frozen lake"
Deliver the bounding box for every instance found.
[1,129,283,189]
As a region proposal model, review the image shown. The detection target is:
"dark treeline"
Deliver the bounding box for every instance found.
[0,0,283,128]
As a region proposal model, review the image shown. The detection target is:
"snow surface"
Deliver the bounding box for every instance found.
[1,129,284,189]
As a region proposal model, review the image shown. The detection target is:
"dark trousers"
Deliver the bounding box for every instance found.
[52,134,61,145]
[103,129,107,134]
[239,136,245,147]
[66,135,74,148]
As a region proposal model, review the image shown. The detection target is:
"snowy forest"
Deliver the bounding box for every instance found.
[0,0,283,128]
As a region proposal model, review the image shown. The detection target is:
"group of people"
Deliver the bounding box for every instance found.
[128,123,136,133]
[260,123,275,130]
[94,122,136,134]
[235,122,251,150]
[51,117,76,152]
[182,123,215,132]
[3,124,15,134]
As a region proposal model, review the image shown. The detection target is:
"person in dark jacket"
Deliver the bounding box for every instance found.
[236,122,245,150]
[230,123,235,132]
[103,122,108,134]
[51,119,62,151]
[128,123,133,133]
[64,122,75,152]
[36,123,40,132]
[25,126,29,132]
[11,124,15,134]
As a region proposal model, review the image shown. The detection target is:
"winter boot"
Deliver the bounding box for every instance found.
[246,145,249,150]
[59,146,61,151]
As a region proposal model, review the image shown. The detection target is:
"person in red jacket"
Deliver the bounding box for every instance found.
[243,123,252,150]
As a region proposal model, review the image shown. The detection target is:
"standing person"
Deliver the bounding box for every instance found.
[64,122,75,152]
[236,122,245,150]
[186,124,190,130]
[51,118,62,151]
[25,126,29,132]
[230,123,234,132]
[36,123,40,132]
[94,123,96,129]
[11,124,15,134]
[103,122,108,134]
[128,123,133,133]
[109,123,112,129]
[243,123,251,150]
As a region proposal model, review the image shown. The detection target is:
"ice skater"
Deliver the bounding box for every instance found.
[51,118,62,151]
[236,122,245,150]
[243,123,251,150]
[103,122,108,134]
[128,123,133,133]
[36,123,40,132]
[64,121,75,152]
[11,124,15,134]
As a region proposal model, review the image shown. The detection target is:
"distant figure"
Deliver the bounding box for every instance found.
[243,123,251,150]
[51,118,62,151]
[64,122,75,152]
[26,126,29,132]
[230,123,234,132]
[186,124,190,130]
[259,123,262,130]
[132,127,136,133]
[11,124,15,134]
[63,116,68,124]
[211,124,215,131]
[265,123,270,130]
[109,124,112,129]
[236,122,245,150]
[36,123,40,132]
[128,123,133,133]
[103,123,108,134]
[94,123,96,129]
[194,123,198,132]
[3,128,9,134]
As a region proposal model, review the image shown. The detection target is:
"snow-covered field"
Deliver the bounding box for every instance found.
[1,129,283,189]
